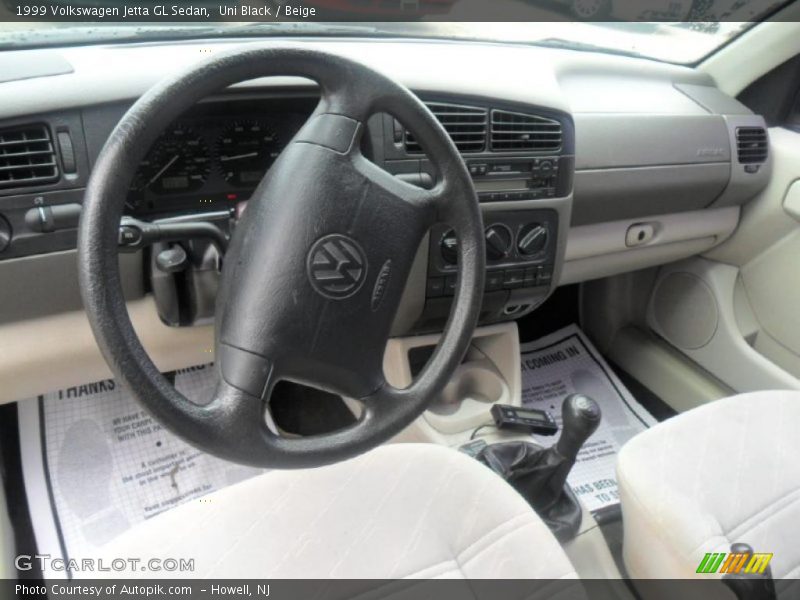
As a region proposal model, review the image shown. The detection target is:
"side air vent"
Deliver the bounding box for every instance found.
[490,110,562,152]
[0,124,59,190]
[405,103,488,154]
[736,127,768,164]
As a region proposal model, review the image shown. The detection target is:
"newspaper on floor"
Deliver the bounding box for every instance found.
[18,363,265,579]
[520,324,657,513]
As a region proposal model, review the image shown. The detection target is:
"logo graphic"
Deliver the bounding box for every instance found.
[696,551,773,575]
[697,147,726,157]
[371,260,393,311]
[307,234,368,299]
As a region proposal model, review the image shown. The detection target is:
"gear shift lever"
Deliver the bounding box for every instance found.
[528,394,601,508]
[477,394,602,541]
[558,394,602,456]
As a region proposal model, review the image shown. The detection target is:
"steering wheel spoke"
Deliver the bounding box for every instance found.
[350,152,439,221]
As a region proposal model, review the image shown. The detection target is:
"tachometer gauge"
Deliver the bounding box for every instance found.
[133,126,210,195]
[216,121,282,187]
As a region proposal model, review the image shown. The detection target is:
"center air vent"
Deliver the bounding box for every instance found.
[736,127,768,164]
[490,110,562,152]
[0,124,59,190]
[405,103,487,154]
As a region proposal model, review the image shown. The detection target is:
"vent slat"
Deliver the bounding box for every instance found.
[736,126,768,164]
[434,131,487,137]
[0,137,51,147]
[0,124,60,189]
[491,131,562,136]
[434,114,487,119]
[490,110,562,152]
[0,148,55,159]
[0,162,58,173]
[489,140,561,145]
[405,102,488,154]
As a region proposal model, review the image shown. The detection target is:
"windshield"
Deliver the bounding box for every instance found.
[0,2,790,64]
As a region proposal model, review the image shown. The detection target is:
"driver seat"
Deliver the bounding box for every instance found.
[80,444,577,579]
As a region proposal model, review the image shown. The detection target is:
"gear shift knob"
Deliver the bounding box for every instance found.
[555,394,602,460]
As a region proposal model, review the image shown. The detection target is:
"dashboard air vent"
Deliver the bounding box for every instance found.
[0,124,59,190]
[736,127,768,164]
[405,103,487,154]
[490,110,562,152]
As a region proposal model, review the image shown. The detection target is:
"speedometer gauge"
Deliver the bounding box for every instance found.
[216,121,282,187]
[133,126,210,195]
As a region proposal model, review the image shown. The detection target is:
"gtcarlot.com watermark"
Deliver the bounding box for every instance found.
[15,554,195,573]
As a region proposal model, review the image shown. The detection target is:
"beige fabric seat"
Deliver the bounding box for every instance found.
[83,443,577,579]
[617,390,800,580]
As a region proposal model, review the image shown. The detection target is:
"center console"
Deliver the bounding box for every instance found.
[373,97,575,333]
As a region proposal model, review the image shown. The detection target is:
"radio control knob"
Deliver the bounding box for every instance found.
[440,230,458,264]
[538,159,555,175]
[485,225,512,260]
[517,223,549,257]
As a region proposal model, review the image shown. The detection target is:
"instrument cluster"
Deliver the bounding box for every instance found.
[126,95,317,216]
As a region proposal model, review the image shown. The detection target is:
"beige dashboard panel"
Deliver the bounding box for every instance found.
[0,297,213,405]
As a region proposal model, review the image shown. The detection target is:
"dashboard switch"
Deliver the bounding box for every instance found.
[440,230,458,264]
[524,268,537,287]
[444,275,458,296]
[537,267,553,286]
[118,225,142,247]
[426,277,445,298]
[503,269,525,288]
[57,130,77,174]
[0,215,10,253]
[24,203,82,233]
[486,270,504,291]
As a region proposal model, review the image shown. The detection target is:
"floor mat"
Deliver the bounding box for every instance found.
[610,362,678,422]
[17,364,265,579]
[520,324,657,513]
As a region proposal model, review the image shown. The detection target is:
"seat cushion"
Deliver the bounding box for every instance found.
[617,390,800,579]
[81,443,577,579]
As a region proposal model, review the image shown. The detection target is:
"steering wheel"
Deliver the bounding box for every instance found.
[78,45,485,468]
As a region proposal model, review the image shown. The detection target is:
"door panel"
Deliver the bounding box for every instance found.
[740,228,800,359]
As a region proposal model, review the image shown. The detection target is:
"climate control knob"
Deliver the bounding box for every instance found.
[440,229,458,264]
[485,224,512,261]
[517,223,549,257]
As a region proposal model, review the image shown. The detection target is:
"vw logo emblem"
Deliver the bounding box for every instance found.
[307,234,368,299]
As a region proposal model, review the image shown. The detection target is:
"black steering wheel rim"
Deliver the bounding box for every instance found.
[78,44,485,469]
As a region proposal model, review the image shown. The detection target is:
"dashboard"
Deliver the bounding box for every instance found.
[0,37,772,338]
